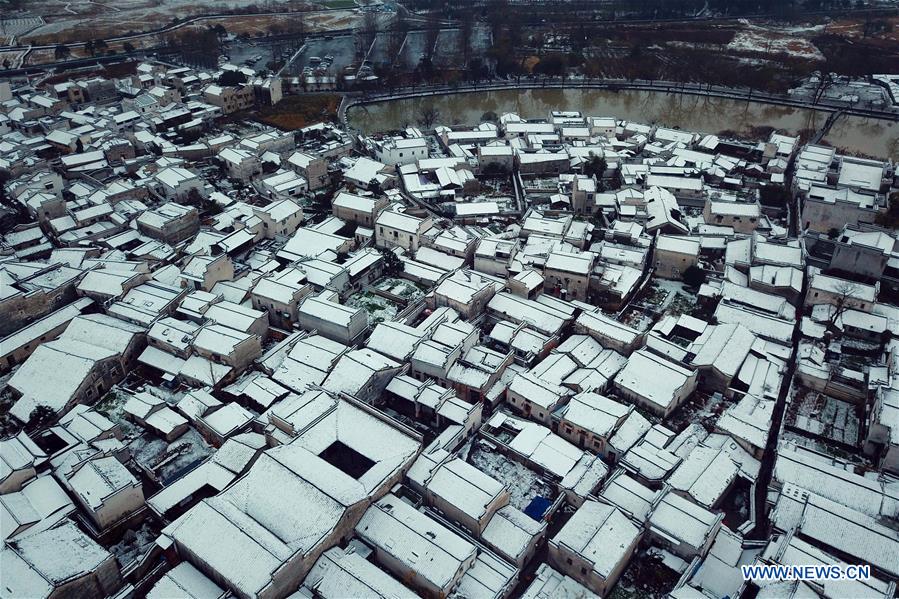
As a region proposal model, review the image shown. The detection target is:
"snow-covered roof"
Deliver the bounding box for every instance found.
[8,339,118,420]
[146,562,226,599]
[161,443,370,598]
[481,504,546,565]
[550,500,641,579]
[521,563,599,599]
[69,456,138,510]
[560,392,630,438]
[0,475,74,542]
[426,458,507,523]
[376,208,427,234]
[2,521,112,594]
[773,442,899,519]
[301,546,412,598]
[614,349,693,412]
[668,445,740,508]
[355,493,477,593]
[649,489,720,550]
[488,293,571,336]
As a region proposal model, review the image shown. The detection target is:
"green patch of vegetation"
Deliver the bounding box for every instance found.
[250,94,342,130]
[668,292,698,316]
[94,391,122,416]
[639,284,669,308]
[323,0,356,7]
[875,191,899,229]
[347,292,400,325]
[376,277,426,300]
[609,552,680,599]
[0,390,22,438]
[93,390,135,434]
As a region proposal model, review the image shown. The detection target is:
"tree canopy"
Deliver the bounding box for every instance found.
[218,70,248,86]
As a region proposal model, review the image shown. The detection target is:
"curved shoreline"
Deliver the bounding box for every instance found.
[340,79,899,128]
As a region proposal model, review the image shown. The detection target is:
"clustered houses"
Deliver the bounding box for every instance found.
[2,57,899,599]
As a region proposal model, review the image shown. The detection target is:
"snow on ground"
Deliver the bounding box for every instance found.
[0,49,29,69]
[0,17,44,44]
[375,277,426,300]
[109,521,157,568]
[130,427,213,485]
[631,279,696,316]
[786,389,860,447]
[469,441,555,510]
[653,279,688,298]
[20,3,359,46]
[346,291,400,325]
[728,30,825,61]
[94,388,139,436]
[145,384,188,405]
[620,309,655,332]
[738,19,826,35]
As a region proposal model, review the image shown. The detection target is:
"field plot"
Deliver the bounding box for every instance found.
[0,17,44,44]
[15,1,353,46]
[250,93,342,129]
[728,29,825,61]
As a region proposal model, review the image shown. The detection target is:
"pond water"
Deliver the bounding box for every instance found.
[347,88,899,159]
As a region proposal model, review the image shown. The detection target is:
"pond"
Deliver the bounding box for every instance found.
[347,88,899,159]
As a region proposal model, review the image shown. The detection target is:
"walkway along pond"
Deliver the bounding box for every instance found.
[345,86,899,160]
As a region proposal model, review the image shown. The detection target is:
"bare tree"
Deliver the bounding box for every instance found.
[285,13,306,53]
[363,11,379,49]
[54,44,71,60]
[354,11,379,59]
[486,0,508,46]
[424,13,440,63]
[417,106,440,130]
[458,10,474,67]
[168,28,220,68]
[827,280,861,330]
[812,71,835,105]
[386,12,409,67]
